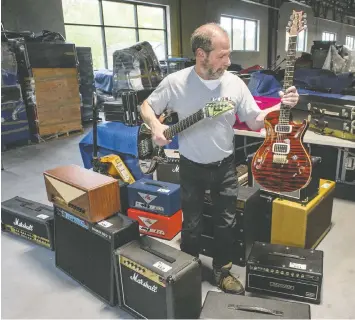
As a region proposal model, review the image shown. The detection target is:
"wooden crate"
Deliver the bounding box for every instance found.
[32,68,82,138]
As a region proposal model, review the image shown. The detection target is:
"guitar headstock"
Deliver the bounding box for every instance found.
[204,97,235,118]
[286,10,307,36]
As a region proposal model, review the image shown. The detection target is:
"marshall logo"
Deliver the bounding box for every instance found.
[138,192,157,204]
[130,273,158,293]
[13,218,33,231]
[270,281,295,291]
[172,165,179,173]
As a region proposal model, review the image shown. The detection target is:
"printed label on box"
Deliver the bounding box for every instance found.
[289,262,307,270]
[153,261,172,272]
[36,214,49,220]
[98,221,112,228]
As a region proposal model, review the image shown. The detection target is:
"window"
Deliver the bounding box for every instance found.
[285,29,307,52]
[62,0,168,70]
[346,35,355,49]
[220,15,258,51]
[322,32,336,41]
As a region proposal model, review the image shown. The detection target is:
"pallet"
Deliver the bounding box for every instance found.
[35,128,84,143]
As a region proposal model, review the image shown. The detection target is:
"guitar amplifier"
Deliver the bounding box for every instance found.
[200,291,311,319]
[201,186,263,267]
[127,178,181,216]
[246,241,323,304]
[156,149,180,184]
[248,154,322,203]
[127,208,182,240]
[1,196,55,250]
[44,164,120,223]
[54,206,139,306]
[271,179,335,249]
[113,235,202,319]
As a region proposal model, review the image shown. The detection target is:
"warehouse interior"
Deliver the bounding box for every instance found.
[1,0,355,319]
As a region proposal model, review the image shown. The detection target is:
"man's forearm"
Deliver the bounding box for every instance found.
[246,103,281,131]
[140,100,161,129]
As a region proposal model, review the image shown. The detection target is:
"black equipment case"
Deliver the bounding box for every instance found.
[113,235,202,319]
[200,291,311,319]
[201,186,262,267]
[246,241,323,304]
[1,196,55,250]
[54,206,139,306]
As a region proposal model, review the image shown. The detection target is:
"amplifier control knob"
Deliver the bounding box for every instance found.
[296,274,299,277]
[280,271,284,275]
[271,269,274,273]
[301,274,304,278]
[266,268,269,272]
[291,273,294,277]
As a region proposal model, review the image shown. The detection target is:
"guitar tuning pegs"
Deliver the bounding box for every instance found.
[288,21,292,27]
[304,19,307,25]
[286,27,290,32]
[303,13,307,18]
[290,14,294,20]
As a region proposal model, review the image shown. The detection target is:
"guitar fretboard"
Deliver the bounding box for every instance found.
[280,35,297,124]
[164,109,204,139]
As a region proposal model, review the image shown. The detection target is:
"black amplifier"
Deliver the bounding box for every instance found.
[201,186,262,267]
[246,241,323,304]
[200,291,311,319]
[113,235,202,319]
[1,196,55,250]
[156,149,180,184]
[54,206,139,306]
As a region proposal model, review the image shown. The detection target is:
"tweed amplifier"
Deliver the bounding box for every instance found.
[246,242,323,304]
[44,164,120,222]
[113,236,202,319]
[1,196,55,250]
[54,206,139,306]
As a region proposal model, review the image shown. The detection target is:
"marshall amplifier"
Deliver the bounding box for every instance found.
[246,241,323,304]
[156,149,180,184]
[113,235,202,319]
[54,206,139,306]
[1,196,54,250]
[127,178,181,216]
[200,291,311,319]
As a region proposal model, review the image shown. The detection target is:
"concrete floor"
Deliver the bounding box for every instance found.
[1,128,355,319]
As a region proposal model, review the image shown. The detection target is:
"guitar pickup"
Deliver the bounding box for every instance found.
[272,143,290,155]
[275,125,292,134]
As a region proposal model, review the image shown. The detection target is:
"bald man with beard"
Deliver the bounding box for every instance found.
[141,23,299,294]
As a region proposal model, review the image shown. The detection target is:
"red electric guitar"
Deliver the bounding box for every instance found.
[251,10,312,193]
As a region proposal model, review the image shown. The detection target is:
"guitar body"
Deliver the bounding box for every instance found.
[251,111,312,192]
[137,123,166,174]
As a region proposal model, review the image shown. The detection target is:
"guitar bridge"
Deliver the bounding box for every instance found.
[273,154,288,164]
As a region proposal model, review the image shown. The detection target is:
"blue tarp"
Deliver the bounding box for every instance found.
[94,69,114,94]
[79,121,179,180]
[247,72,282,97]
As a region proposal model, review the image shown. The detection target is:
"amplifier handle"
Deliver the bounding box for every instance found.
[269,252,306,260]
[20,202,46,212]
[142,181,168,188]
[141,246,176,264]
[228,305,283,317]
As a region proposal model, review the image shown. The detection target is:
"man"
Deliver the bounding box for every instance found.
[141,23,299,294]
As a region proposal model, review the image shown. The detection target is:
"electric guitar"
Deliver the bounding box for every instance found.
[251,10,312,193]
[137,98,235,174]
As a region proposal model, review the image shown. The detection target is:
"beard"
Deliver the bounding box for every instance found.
[202,56,226,80]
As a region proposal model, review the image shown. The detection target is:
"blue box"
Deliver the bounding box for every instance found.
[127,178,181,216]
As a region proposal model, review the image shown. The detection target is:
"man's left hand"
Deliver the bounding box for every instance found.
[279,86,299,108]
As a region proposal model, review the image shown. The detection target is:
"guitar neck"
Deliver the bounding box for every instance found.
[164,109,204,139]
[280,35,298,123]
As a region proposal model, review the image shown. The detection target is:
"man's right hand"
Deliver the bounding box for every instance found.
[152,123,171,146]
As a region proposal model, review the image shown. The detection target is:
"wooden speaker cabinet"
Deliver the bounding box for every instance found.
[44,164,120,223]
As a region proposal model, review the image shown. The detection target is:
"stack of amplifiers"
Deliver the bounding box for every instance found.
[294,94,355,141]
[113,235,202,319]
[201,186,264,267]
[12,40,82,141]
[248,153,322,203]
[246,241,323,304]
[54,206,139,306]
[76,46,95,122]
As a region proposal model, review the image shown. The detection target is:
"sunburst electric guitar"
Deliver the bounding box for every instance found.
[137,98,235,174]
[251,10,312,193]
